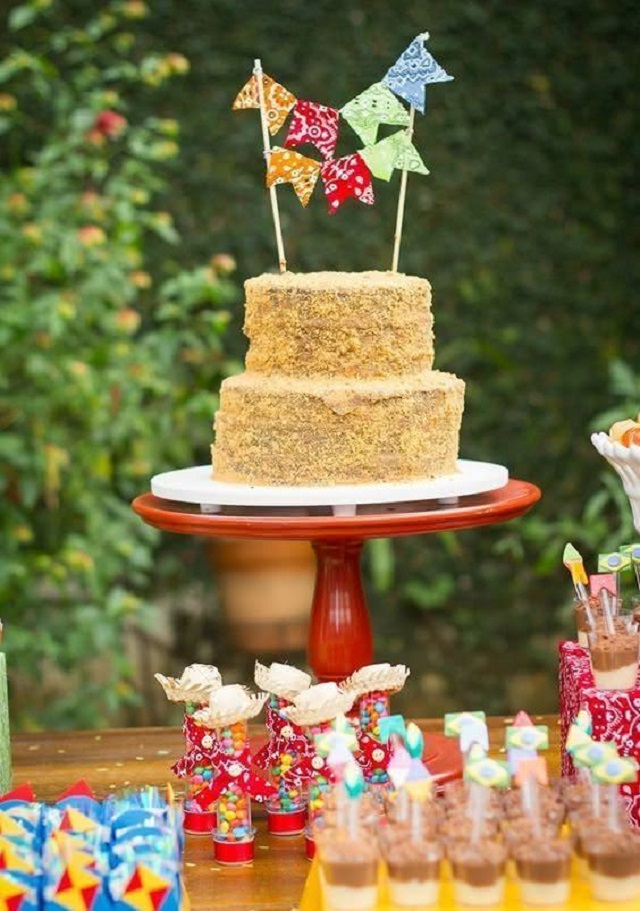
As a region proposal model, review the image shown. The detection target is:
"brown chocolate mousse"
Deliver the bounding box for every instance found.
[449,841,507,886]
[589,631,639,672]
[513,838,572,882]
[383,838,442,882]
[317,829,378,886]
[585,830,640,879]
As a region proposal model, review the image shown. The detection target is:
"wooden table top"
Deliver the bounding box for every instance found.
[10,715,560,911]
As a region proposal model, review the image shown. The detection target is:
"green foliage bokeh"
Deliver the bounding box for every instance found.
[2,0,640,723]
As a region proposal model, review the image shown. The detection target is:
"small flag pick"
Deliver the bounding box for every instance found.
[387,741,412,790]
[591,755,638,785]
[572,741,619,770]
[565,724,593,755]
[513,710,534,727]
[378,714,407,744]
[598,552,631,597]
[464,756,511,789]
[444,711,486,738]
[515,756,548,788]
[404,722,424,760]
[563,543,589,601]
[621,543,640,589]
[591,755,638,831]
[505,725,549,752]
[590,573,617,598]
[458,717,489,755]
[598,552,631,574]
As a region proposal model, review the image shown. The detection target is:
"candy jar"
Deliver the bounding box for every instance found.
[254,661,312,835]
[284,682,355,859]
[192,685,273,864]
[340,663,409,789]
[154,664,222,833]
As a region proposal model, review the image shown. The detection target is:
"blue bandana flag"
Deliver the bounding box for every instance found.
[382,34,453,113]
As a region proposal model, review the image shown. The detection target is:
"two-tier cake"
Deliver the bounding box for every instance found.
[211,271,465,487]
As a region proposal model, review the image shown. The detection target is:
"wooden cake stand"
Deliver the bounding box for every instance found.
[132,477,540,681]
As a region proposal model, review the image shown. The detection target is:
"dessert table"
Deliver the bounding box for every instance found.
[11,715,560,911]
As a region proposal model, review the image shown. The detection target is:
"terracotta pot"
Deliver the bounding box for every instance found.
[208,539,315,653]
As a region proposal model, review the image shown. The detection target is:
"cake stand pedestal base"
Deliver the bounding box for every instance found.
[132,478,540,682]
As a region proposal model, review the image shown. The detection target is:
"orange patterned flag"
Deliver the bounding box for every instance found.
[266,147,321,207]
[232,73,296,135]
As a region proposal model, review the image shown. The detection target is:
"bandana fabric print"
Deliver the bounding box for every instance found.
[232,73,296,135]
[340,82,410,146]
[285,99,340,161]
[320,153,374,214]
[383,35,453,113]
[266,147,321,206]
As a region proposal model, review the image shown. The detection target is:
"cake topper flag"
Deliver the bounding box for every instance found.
[384,33,454,272]
[382,33,454,114]
[284,100,340,162]
[320,153,375,214]
[266,147,321,206]
[340,82,411,146]
[360,131,429,182]
[233,60,288,272]
[232,34,451,263]
[232,71,296,135]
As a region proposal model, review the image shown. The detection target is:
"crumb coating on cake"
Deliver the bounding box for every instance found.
[213,371,465,486]
[244,271,434,379]
[211,271,465,487]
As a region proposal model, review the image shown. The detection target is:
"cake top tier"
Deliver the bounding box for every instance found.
[244,270,434,380]
[246,270,429,292]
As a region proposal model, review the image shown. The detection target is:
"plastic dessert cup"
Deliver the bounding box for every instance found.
[585,831,640,901]
[317,830,378,911]
[449,841,507,907]
[513,838,572,905]
[588,630,639,690]
[383,838,442,907]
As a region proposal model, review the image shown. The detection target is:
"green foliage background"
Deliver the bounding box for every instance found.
[2,0,640,723]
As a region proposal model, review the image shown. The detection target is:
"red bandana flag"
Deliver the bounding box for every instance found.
[285,99,339,161]
[320,153,375,214]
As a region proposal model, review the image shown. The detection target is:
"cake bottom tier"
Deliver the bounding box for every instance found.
[211,370,465,486]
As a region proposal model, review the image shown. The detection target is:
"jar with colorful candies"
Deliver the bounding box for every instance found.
[179,713,218,833]
[212,720,254,863]
[265,695,307,834]
[304,722,334,829]
[358,690,390,738]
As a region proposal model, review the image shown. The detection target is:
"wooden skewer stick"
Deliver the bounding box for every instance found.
[391,105,415,273]
[254,58,287,273]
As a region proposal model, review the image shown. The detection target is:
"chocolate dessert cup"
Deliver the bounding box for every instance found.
[449,841,507,907]
[382,837,442,907]
[317,830,379,911]
[588,629,639,690]
[585,830,640,901]
[513,838,572,905]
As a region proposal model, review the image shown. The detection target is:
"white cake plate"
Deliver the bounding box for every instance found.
[150,459,509,517]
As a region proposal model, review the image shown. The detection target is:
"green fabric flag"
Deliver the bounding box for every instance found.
[394,131,429,175]
[360,131,429,181]
[340,82,410,146]
[360,133,401,180]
